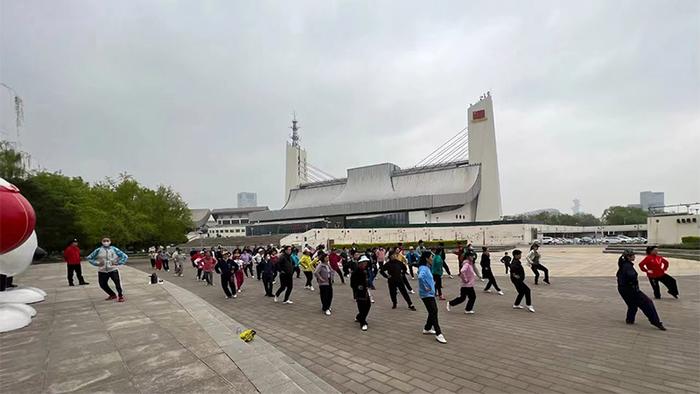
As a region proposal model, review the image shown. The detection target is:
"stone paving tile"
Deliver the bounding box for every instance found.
[126,254,700,394]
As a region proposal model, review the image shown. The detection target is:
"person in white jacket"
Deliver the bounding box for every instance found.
[526,243,550,285]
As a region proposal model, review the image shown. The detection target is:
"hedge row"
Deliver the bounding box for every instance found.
[332,240,514,251]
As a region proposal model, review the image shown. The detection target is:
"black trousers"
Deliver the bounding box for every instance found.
[319,285,333,311]
[256,263,263,280]
[263,275,274,296]
[67,264,87,285]
[303,271,313,287]
[342,262,351,277]
[196,268,203,280]
[203,271,213,285]
[332,267,345,283]
[408,264,415,278]
[150,258,156,268]
[433,274,443,296]
[421,297,442,335]
[220,272,236,297]
[443,261,452,276]
[449,287,476,311]
[648,274,678,299]
[504,263,510,274]
[355,299,371,325]
[275,273,293,301]
[483,269,501,291]
[98,271,123,297]
[619,288,661,325]
[0,275,13,291]
[402,273,413,291]
[162,259,170,271]
[512,279,531,306]
[388,279,413,307]
[244,264,254,277]
[294,266,301,278]
[531,263,549,284]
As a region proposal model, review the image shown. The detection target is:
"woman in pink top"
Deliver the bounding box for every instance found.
[446,256,477,314]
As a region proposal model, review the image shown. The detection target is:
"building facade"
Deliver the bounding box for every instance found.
[250,93,502,231]
[237,192,258,208]
[640,191,664,211]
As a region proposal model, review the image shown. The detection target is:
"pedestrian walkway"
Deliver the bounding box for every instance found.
[0,263,338,393]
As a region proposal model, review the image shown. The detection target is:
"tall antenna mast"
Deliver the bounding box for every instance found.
[290,112,300,148]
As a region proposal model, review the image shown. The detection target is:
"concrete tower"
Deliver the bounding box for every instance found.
[284,115,308,203]
[467,92,503,221]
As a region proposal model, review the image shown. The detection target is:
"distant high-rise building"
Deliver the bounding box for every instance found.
[640,191,664,211]
[237,192,258,208]
[572,198,581,215]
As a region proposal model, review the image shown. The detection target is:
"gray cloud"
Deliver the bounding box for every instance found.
[1,0,698,216]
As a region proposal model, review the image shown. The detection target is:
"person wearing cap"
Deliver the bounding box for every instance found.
[63,239,89,286]
[639,245,679,299]
[418,251,447,344]
[617,249,666,330]
[87,237,128,302]
[350,255,372,331]
[313,251,334,315]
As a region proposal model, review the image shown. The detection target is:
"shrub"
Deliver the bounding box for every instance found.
[681,236,700,244]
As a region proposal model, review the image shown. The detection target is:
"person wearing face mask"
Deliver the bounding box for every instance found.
[87,237,128,302]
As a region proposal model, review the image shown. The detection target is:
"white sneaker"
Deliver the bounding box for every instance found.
[465,310,475,314]
[310,286,315,291]
[446,303,451,312]
[513,304,523,309]
[480,278,485,282]
[449,275,454,279]
[410,290,415,294]
[361,324,368,331]
[527,305,535,313]
[233,294,237,298]
[422,329,436,335]
[497,290,504,295]
[283,300,294,304]
[274,296,279,303]
[371,298,375,303]
[484,289,492,293]
[435,334,447,344]
[324,310,331,316]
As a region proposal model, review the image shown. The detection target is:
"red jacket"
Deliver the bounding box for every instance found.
[63,245,82,265]
[329,252,341,270]
[639,255,669,279]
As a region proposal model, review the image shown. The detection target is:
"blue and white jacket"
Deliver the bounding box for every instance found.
[87,246,128,273]
[418,265,435,298]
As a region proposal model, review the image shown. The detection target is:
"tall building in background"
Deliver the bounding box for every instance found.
[284,114,308,203]
[640,191,664,211]
[237,192,258,208]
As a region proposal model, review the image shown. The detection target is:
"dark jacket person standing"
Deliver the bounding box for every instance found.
[274,246,295,304]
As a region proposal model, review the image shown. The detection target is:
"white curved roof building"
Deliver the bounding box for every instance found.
[250,93,502,228]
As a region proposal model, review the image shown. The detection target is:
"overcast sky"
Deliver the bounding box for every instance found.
[1,0,698,216]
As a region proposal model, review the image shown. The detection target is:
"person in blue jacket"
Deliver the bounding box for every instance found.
[87,237,128,302]
[417,251,447,344]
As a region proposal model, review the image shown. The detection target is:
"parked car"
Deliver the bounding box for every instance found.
[603,236,623,244]
[541,236,554,245]
[616,235,634,243]
[580,236,594,244]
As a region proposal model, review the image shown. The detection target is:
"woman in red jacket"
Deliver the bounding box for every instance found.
[639,246,679,299]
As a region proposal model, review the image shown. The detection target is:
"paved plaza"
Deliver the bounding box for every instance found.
[2,247,699,393]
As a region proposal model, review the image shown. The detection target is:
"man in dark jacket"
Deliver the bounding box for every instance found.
[481,247,503,295]
[380,249,416,310]
[351,256,372,331]
[616,249,665,330]
[215,252,238,298]
[274,246,294,304]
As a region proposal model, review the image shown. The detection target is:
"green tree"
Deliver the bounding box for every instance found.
[0,140,27,180]
[601,206,648,225]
